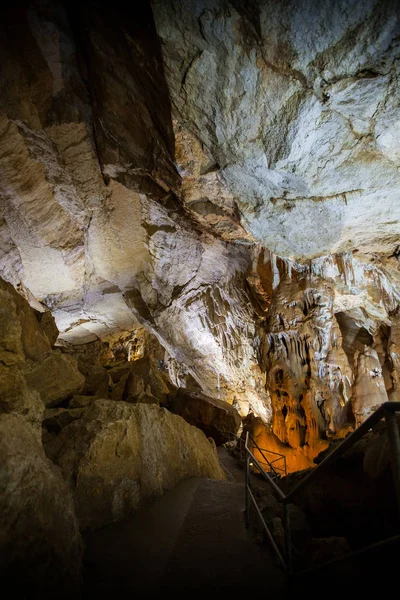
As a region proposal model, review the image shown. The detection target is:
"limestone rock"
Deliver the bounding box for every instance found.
[69,395,103,408]
[0,0,400,468]
[0,277,53,365]
[24,351,85,407]
[0,414,82,596]
[170,388,242,445]
[153,0,400,259]
[352,346,389,426]
[46,400,226,531]
[0,365,44,434]
[0,4,274,418]
[78,362,110,398]
[388,313,400,401]
[43,407,86,434]
[134,391,160,405]
[263,268,352,461]
[121,356,172,403]
[0,276,63,433]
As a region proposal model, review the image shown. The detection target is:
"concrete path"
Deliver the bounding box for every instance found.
[83,448,287,598]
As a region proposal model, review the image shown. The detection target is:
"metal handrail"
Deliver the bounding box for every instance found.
[227,430,287,478]
[243,401,400,578]
[247,437,287,477]
[247,433,283,480]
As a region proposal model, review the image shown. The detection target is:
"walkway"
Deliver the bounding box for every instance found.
[83,448,287,597]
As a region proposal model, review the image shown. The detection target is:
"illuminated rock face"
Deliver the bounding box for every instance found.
[0,0,400,473]
[45,399,226,531]
[152,0,400,259]
[0,2,268,414]
[252,251,400,470]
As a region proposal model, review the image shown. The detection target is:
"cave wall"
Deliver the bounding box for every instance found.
[0,0,399,477]
[249,250,400,470]
[0,0,269,414]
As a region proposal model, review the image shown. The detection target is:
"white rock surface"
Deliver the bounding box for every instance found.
[152,0,400,258]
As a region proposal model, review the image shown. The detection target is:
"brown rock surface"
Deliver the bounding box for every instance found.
[24,351,85,407]
[46,399,226,531]
[170,388,241,445]
[0,277,53,365]
[261,266,352,468]
[0,365,44,434]
[43,406,85,434]
[0,414,82,596]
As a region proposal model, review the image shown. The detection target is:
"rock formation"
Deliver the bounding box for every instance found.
[0,413,82,597]
[45,399,226,531]
[2,1,399,442]
[1,5,400,592]
[0,276,83,435]
[169,388,241,445]
[152,0,400,259]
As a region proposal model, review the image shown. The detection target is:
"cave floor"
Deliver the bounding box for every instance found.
[82,448,287,598]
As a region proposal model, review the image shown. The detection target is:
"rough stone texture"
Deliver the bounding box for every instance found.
[43,406,85,434]
[0,278,50,432]
[388,313,400,401]
[0,364,43,439]
[153,0,400,259]
[0,1,400,472]
[170,388,241,445]
[0,414,82,597]
[45,399,226,531]
[0,275,87,437]
[0,2,268,417]
[108,357,172,404]
[0,277,53,364]
[24,351,85,407]
[246,250,400,471]
[353,346,388,425]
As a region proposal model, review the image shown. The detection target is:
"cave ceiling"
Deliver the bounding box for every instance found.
[1,0,400,423]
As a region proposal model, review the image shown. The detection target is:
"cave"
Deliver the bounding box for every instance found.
[1,0,400,596]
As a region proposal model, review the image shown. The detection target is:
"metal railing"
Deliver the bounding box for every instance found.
[243,401,400,579]
[227,431,287,479]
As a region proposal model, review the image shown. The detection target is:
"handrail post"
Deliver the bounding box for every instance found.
[245,431,250,528]
[385,409,400,521]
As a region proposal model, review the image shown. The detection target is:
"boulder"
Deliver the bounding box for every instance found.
[0,278,54,365]
[43,407,86,434]
[78,362,110,398]
[0,276,83,434]
[134,390,160,405]
[110,356,172,404]
[24,351,85,407]
[0,414,82,597]
[169,388,241,445]
[46,399,226,531]
[0,365,44,435]
[69,395,103,408]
